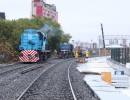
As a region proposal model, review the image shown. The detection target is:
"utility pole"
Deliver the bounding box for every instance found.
[98,36,101,56]
[101,23,106,55]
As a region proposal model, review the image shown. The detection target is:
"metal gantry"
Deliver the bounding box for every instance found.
[99,35,130,47]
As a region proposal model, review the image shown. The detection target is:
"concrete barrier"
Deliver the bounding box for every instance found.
[107,58,130,76]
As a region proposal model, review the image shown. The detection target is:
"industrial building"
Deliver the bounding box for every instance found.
[31,0,58,22]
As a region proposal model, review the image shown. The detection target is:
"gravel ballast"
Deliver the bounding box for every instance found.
[0,59,62,100]
[0,58,100,100]
[20,59,100,100]
[69,62,100,100]
[20,59,74,100]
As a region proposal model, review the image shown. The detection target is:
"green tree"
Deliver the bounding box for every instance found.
[61,33,72,43]
[0,17,72,63]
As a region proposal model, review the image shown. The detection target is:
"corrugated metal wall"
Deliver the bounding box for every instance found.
[111,48,130,64]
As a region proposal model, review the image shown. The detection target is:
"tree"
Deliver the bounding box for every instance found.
[0,17,72,62]
[61,33,72,43]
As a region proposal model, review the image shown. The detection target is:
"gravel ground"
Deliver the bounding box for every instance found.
[0,62,17,68]
[0,59,62,100]
[69,62,100,100]
[0,63,28,74]
[0,58,100,100]
[19,59,99,100]
[20,59,74,100]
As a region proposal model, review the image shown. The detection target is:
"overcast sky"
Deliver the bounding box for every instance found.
[0,0,130,43]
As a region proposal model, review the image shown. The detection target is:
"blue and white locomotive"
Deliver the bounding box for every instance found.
[57,43,74,58]
[19,29,51,62]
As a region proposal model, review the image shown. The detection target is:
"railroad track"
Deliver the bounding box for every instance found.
[0,65,29,76]
[0,58,100,100]
[17,59,77,100]
[0,63,42,76]
[0,58,57,76]
[68,61,77,100]
[0,59,65,100]
[0,62,18,68]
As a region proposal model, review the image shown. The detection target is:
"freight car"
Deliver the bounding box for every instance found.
[57,43,74,58]
[19,29,51,62]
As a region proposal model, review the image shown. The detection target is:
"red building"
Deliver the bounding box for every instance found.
[32,0,58,22]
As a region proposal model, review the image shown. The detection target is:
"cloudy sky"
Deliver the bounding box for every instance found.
[0,0,130,43]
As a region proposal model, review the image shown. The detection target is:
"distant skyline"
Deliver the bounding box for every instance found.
[0,0,130,43]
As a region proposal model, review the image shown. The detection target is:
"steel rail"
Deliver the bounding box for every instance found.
[0,65,29,76]
[0,62,19,69]
[17,60,65,100]
[0,59,55,76]
[68,60,77,100]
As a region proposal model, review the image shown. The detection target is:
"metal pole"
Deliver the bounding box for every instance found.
[101,23,106,55]
[98,36,101,56]
[101,23,105,48]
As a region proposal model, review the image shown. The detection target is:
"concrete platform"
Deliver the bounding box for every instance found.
[84,75,130,100]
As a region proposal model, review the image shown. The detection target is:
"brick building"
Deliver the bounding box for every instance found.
[32,0,58,22]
